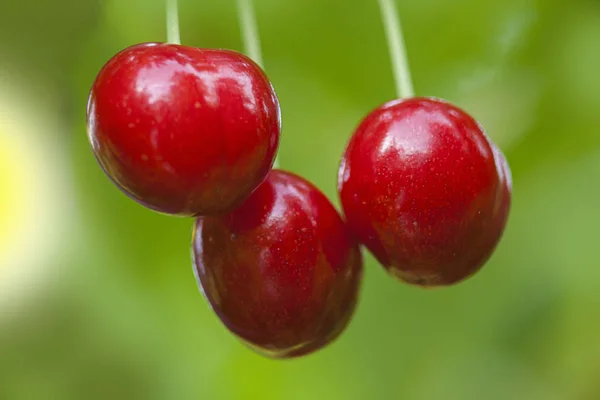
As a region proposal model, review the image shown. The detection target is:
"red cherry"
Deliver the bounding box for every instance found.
[192,170,363,358]
[87,42,280,216]
[338,97,512,287]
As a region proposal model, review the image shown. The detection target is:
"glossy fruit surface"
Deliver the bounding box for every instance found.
[87,42,280,216]
[338,97,512,287]
[193,170,363,358]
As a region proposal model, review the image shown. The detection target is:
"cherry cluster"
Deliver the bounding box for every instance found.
[86,36,511,358]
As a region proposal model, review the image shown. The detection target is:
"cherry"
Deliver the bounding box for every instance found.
[192,170,363,358]
[338,97,512,287]
[87,42,281,217]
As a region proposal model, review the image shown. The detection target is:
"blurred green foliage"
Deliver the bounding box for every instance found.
[1,0,600,399]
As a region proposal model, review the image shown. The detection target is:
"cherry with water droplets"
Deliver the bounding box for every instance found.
[193,170,363,358]
[338,97,511,287]
[87,42,281,216]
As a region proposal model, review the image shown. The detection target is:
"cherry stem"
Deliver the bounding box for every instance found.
[377,0,415,99]
[237,0,264,68]
[237,0,280,169]
[166,0,181,45]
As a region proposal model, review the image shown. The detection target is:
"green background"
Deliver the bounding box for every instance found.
[1,0,600,398]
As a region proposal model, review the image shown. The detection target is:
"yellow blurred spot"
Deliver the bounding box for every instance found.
[0,68,71,318]
[0,131,31,259]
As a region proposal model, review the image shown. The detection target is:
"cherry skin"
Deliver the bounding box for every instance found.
[87,42,280,216]
[192,170,363,358]
[338,97,512,287]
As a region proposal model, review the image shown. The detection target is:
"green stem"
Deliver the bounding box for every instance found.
[166,0,181,45]
[237,0,264,68]
[377,0,415,98]
[237,0,279,169]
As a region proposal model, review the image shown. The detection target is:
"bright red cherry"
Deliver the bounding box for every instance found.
[87,42,280,216]
[192,170,363,358]
[338,97,512,287]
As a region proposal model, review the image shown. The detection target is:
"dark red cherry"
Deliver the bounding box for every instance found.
[87,42,280,216]
[338,97,512,287]
[192,170,363,358]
